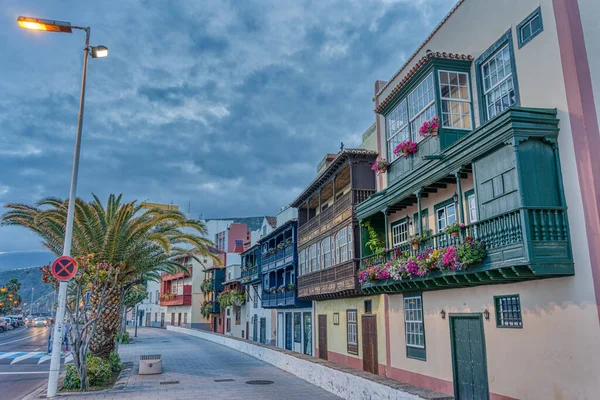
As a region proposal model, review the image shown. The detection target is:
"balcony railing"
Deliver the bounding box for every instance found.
[297,260,360,299]
[298,189,375,246]
[262,244,295,272]
[241,266,260,283]
[261,290,298,308]
[360,207,573,294]
[160,294,192,306]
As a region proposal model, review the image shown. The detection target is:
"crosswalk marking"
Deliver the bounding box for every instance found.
[11,352,43,365]
[64,354,73,364]
[0,352,20,360]
[38,355,52,364]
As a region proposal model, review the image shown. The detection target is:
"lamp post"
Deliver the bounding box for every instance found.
[30,288,34,315]
[17,16,108,398]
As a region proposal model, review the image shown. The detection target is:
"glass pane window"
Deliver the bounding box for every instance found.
[310,244,318,272]
[347,310,357,346]
[439,71,471,129]
[392,220,408,247]
[386,100,410,161]
[408,73,436,142]
[482,45,516,119]
[468,194,478,223]
[404,296,424,348]
[495,295,523,327]
[436,203,457,232]
[348,226,353,260]
[338,228,348,263]
[321,237,331,269]
[520,14,542,45]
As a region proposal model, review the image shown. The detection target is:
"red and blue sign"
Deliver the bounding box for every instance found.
[51,256,78,281]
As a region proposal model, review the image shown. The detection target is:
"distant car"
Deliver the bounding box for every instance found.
[0,318,14,330]
[32,317,49,327]
[0,318,8,332]
[6,315,24,326]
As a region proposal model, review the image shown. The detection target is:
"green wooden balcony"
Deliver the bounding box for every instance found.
[360,206,573,294]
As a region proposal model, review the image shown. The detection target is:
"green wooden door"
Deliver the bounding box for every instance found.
[450,315,489,400]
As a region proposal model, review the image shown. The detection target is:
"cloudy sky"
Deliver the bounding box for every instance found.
[0,0,456,253]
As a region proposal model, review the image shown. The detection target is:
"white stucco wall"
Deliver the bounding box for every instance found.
[579,0,600,136]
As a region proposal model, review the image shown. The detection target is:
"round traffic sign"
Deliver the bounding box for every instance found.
[51,256,78,281]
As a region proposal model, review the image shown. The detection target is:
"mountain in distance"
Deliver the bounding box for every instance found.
[0,251,55,273]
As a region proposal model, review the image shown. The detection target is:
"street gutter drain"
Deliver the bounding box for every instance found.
[246,380,274,385]
[214,379,235,382]
[159,381,180,385]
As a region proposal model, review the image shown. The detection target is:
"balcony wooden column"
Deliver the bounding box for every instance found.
[305,199,310,222]
[455,170,465,224]
[332,174,337,201]
[416,190,423,236]
[383,208,390,249]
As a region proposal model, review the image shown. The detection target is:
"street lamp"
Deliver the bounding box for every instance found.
[18,15,108,399]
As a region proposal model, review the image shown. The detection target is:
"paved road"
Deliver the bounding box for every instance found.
[0,325,67,399]
[76,327,340,399]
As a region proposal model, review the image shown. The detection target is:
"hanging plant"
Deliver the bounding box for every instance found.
[371,158,391,175]
[393,140,418,158]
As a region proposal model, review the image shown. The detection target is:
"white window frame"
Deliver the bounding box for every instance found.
[321,237,331,269]
[348,226,353,260]
[347,310,357,346]
[337,227,348,264]
[310,243,318,272]
[467,193,478,223]
[385,99,410,162]
[481,44,516,120]
[436,203,457,233]
[408,73,436,143]
[299,249,306,275]
[438,70,472,130]
[391,220,408,247]
[404,296,424,349]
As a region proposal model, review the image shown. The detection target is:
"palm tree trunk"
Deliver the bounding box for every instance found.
[89,286,122,360]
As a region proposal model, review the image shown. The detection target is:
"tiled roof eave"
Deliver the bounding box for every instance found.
[375,52,473,115]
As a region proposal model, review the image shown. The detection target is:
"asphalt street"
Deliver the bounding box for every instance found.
[0,325,66,399]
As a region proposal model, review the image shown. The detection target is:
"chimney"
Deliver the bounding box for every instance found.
[316,153,338,175]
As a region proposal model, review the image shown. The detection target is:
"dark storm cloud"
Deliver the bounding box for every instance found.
[0,0,457,251]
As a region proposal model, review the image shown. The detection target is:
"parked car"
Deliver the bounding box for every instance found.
[6,315,24,326]
[0,318,8,332]
[31,317,49,327]
[0,318,14,330]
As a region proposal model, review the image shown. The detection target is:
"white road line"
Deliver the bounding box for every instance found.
[0,328,47,347]
[0,371,49,375]
[0,352,19,360]
[38,355,51,364]
[64,353,73,364]
[11,352,42,365]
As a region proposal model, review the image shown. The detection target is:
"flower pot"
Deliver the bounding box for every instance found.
[430,126,438,136]
[451,231,459,238]
[412,243,419,250]
[403,150,409,158]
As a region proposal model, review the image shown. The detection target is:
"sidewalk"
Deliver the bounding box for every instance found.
[61,327,341,399]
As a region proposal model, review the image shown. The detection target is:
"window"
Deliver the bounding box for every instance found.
[184,313,188,325]
[333,313,340,325]
[348,226,353,259]
[310,243,319,272]
[408,73,436,143]
[299,249,306,275]
[235,308,241,325]
[154,312,158,322]
[364,300,372,314]
[495,295,523,328]
[294,313,302,343]
[338,228,348,263]
[347,310,358,355]
[404,295,426,360]
[391,219,408,247]
[436,202,457,232]
[321,237,331,269]
[467,192,478,223]
[155,290,159,304]
[439,71,471,129]
[386,99,410,161]
[148,292,152,303]
[253,285,259,308]
[518,8,543,48]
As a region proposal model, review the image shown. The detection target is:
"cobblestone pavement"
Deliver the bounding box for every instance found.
[71,327,341,400]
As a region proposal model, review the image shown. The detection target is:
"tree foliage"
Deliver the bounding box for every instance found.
[0,278,22,313]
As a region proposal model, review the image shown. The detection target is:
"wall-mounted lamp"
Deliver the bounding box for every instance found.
[440,309,446,319]
[453,192,459,204]
[483,309,490,321]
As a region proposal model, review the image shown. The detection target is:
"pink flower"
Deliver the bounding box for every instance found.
[393,140,418,158]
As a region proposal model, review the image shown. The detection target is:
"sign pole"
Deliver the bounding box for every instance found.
[47,27,90,399]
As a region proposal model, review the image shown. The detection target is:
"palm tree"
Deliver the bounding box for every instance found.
[1,194,219,359]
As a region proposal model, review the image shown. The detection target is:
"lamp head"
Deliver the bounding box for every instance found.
[17,16,72,33]
[91,45,108,58]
